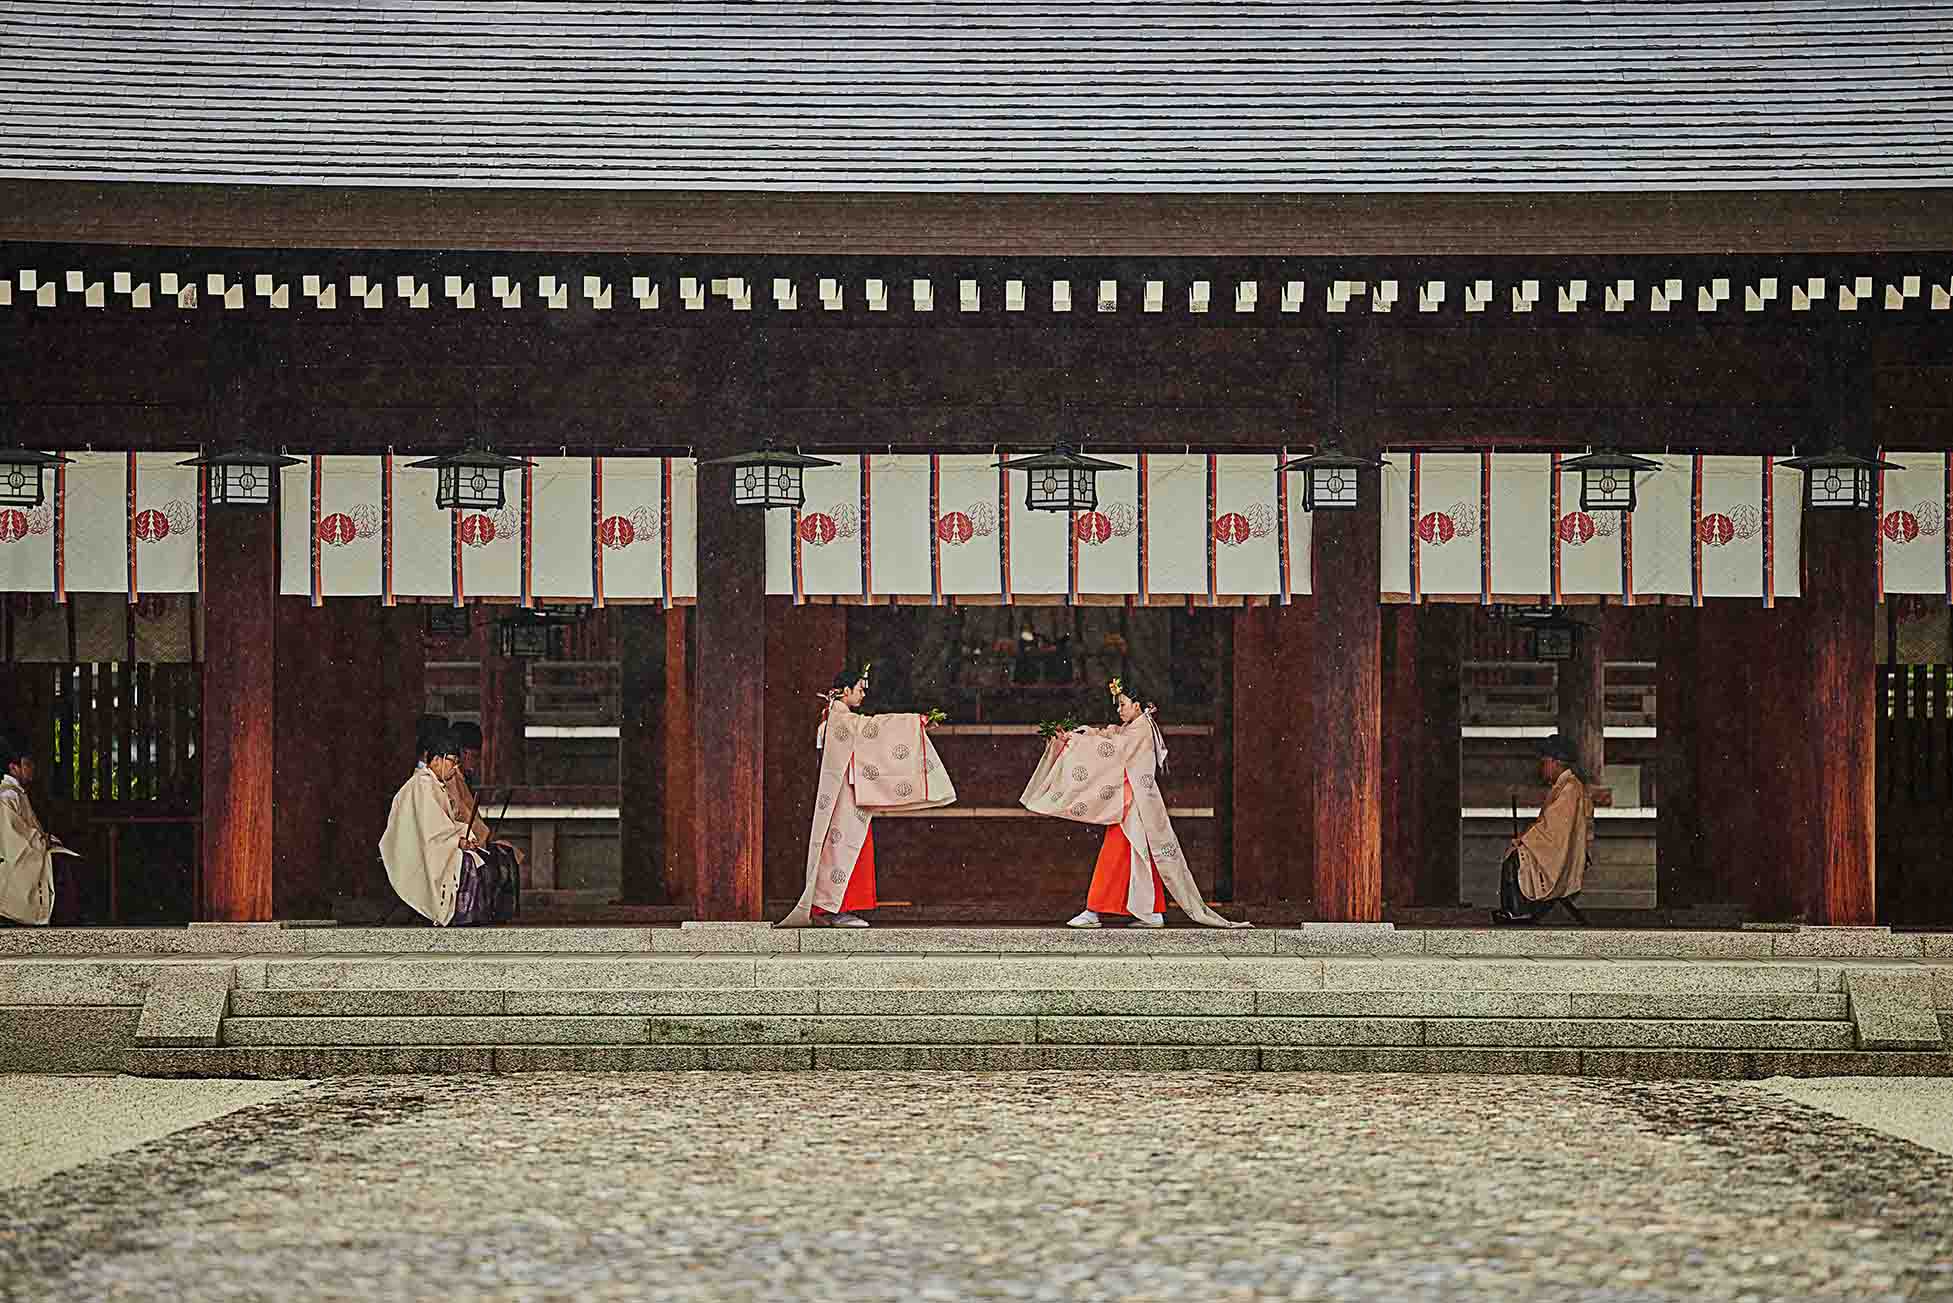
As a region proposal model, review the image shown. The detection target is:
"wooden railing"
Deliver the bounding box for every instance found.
[48,663,200,804]
[1876,663,1952,808]
[1460,662,1658,729]
[527,661,620,727]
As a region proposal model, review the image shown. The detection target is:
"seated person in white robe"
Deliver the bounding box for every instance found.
[1,731,79,927]
[380,717,514,927]
[1493,735,1595,925]
[447,720,525,903]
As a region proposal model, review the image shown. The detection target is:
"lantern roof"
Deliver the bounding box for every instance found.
[702,445,838,470]
[1278,444,1386,472]
[1780,446,1902,472]
[0,448,73,468]
[1558,449,1664,473]
[405,446,528,472]
[178,446,303,470]
[994,444,1127,472]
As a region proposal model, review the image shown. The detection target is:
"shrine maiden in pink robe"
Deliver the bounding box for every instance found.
[1020,690,1250,929]
[776,680,957,929]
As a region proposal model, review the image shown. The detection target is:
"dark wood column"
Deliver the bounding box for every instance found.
[478,648,525,789]
[690,469,766,921]
[1212,613,1236,901]
[1310,469,1384,922]
[1655,606,1701,910]
[1414,605,1464,906]
[1379,604,1419,911]
[1557,607,1607,794]
[1801,507,1879,924]
[762,604,847,906]
[663,608,696,907]
[617,604,669,905]
[201,507,276,921]
[1232,601,1314,909]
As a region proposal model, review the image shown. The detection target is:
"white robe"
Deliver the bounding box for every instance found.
[1,774,74,926]
[379,764,471,927]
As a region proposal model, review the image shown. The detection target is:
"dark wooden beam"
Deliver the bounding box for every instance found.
[663,608,696,907]
[201,507,276,921]
[7,182,1953,254]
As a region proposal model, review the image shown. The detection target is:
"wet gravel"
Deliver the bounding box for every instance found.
[2,1072,1951,1302]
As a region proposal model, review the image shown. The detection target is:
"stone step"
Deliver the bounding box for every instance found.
[128,1044,1953,1081]
[217,1013,1853,1050]
[3,924,1941,961]
[227,987,1852,1021]
[250,954,1847,994]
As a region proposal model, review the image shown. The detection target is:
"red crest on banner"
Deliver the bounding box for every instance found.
[0,508,27,543]
[1073,511,1112,545]
[1696,513,1736,548]
[1882,509,1921,544]
[1213,512,1252,546]
[936,511,974,545]
[459,513,497,547]
[598,515,636,550]
[318,512,358,546]
[1416,511,1457,545]
[133,508,171,542]
[1556,511,1597,546]
[799,512,838,546]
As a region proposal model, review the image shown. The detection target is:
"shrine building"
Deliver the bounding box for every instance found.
[1,2,1951,932]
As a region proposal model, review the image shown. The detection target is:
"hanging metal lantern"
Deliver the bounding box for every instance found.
[1278,444,1386,512]
[1557,449,1663,514]
[1505,603,1578,662]
[1781,446,1898,511]
[178,447,302,507]
[0,449,72,509]
[994,444,1127,513]
[497,612,557,660]
[703,442,838,509]
[496,605,588,659]
[407,446,527,512]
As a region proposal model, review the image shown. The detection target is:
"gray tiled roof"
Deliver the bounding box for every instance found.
[2,1,1951,192]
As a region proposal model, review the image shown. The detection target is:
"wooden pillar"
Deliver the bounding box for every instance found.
[663,608,696,906]
[1212,613,1236,901]
[1232,602,1313,908]
[1414,605,1464,906]
[1379,605,1419,911]
[690,468,765,921]
[617,605,668,905]
[1801,507,1879,924]
[762,604,847,906]
[478,650,525,789]
[201,507,276,921]
[1556,607,1607,791]
[1310,474,1384,922]
[1655,606,1701,909]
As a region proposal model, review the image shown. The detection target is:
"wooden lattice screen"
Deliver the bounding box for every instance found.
[48,663,201,805]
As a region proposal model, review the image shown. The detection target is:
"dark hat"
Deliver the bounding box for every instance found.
[1532,735,1579,767]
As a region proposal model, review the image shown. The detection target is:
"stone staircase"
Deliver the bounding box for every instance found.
[3,924,1948,1079]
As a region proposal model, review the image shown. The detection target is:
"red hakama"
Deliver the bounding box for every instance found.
[1084,822,1165,917]
[811,827,876,917]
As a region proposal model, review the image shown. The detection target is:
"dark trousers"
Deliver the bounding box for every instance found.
[1499,852,1554,920]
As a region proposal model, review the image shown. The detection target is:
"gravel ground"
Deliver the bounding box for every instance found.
[2,1073,1951,1302]
[0,1077,301,1193]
